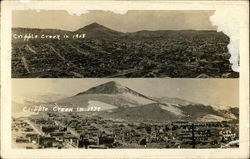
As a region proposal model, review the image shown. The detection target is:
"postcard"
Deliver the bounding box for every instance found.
[1,0,249,159]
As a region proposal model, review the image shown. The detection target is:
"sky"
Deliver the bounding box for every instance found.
[12,10,217,32]
[12,79,239,107]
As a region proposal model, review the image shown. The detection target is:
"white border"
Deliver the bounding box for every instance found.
[1,1,249,159]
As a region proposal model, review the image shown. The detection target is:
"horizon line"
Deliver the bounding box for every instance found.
[12,22,218,33]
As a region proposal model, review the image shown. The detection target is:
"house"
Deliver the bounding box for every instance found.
[25,133,38,143]
[98,135,115,145]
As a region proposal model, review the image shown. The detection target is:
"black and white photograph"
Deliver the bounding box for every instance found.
[12,79,239,149]
[1,1,249,159]
[12,10,239,78]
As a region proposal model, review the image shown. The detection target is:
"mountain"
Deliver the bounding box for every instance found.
[12,28,71,35]
[100,103,182,122]
[124,30,229,39]
[152,96,195,106]
[57,81,155,108]
[11,22,123,43]
[12,25,227,41]
[53,81,238,122]
[12,81,238,122]
[76,81,149,98]
[75,22,123,38]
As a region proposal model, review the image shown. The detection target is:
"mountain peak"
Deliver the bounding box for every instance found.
[75,81,149,98]
[102,81,120,86]
[85,22,104,28]
[75,22,112,32]
[74,22,123,38]
[75,81,129,95]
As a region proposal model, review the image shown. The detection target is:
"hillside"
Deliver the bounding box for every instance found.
[57,81,155,108]
[55,81,238,122]
[153,97,195,106]
[100,103,181,122]
[75,22,123,38]
[12,23,239,78]
[12,81,239,122]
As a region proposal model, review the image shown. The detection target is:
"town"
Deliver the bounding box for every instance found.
[12,112,239,149]
[12,30,239,78]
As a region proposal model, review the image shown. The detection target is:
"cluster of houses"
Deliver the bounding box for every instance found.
[12,31,238,78]
[12,114,239,149]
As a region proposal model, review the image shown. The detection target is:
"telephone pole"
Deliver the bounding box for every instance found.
[191,123,196,148]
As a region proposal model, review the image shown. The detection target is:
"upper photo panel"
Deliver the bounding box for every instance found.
[11,10,239,78]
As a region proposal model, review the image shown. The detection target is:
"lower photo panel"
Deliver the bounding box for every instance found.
[11,78,239,149]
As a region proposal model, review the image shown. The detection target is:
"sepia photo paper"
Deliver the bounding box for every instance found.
[1,0,249,159]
